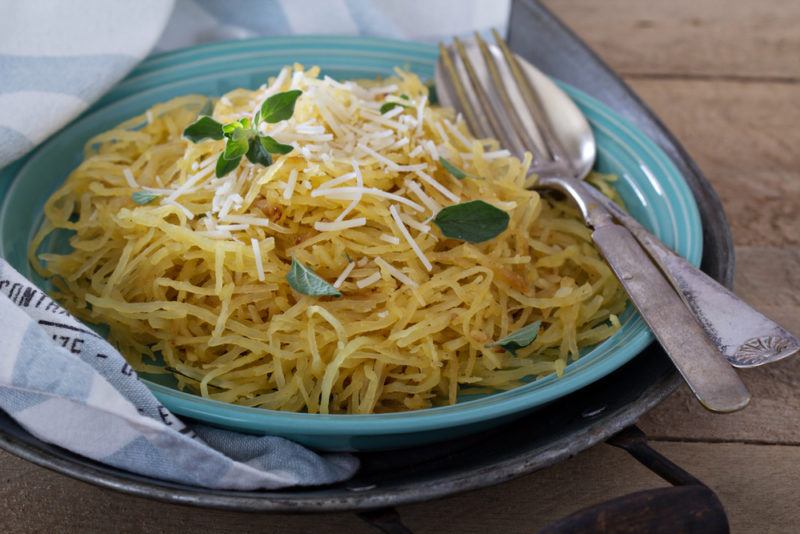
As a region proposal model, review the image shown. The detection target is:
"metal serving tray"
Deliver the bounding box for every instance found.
[0,0,734,515]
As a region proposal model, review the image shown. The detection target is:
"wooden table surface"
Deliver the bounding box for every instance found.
[2,1,798,532]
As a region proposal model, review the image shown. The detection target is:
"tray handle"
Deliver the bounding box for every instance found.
[531,425,727,533]
[537,485,727,534]
[357,426,729,534]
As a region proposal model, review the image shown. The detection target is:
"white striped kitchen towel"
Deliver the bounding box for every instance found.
[0,258,358,489]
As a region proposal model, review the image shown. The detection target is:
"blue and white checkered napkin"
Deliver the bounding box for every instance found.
[0,259,359,489]
[0,0,510,488]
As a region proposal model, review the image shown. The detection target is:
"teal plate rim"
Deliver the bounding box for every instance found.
[0,36,702,436]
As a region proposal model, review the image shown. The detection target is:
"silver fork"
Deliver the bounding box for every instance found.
[436,33,751,413]
[441,33,798,371]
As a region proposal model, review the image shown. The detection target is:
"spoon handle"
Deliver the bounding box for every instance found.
[591,222,751,412]
[587,187,800,368]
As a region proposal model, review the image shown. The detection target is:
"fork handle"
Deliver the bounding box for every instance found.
[587,187,800,368]
[592,222,750,412]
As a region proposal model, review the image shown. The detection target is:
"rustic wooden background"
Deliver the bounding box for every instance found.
[2,0,798,531]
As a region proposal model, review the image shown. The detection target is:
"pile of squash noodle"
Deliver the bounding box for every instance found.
[31,65,627,414]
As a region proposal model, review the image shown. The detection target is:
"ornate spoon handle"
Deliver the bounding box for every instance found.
[587,186,800,368]
[591,220,750,412]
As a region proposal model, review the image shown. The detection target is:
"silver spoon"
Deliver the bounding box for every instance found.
[436,32,798,370]
[437,34,751,413]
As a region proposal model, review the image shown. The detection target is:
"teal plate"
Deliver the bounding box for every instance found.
[0,36,702,451]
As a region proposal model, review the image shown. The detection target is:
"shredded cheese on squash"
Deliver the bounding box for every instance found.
[31,65,627,414]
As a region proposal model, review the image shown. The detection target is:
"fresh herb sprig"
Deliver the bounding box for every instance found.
[486,321,541,355]
[182,90,302,178]
[433,200,509,243]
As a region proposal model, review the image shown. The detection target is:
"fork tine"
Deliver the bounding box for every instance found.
[450,37,517,154]
[491,29,573,172]
[438,43,485,139]
[473,32,542,163]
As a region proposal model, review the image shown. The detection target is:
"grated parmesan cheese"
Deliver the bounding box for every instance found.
[414,170,460,203]
[312,186,425,213]
[168,164,216,202]
[379,233,400,245]
[399,212,431,233]
[123,168,138,188]
[424,140,439,161]
[358,144,426,172]
[333,261,355,288]
[356,271,382,289]
[251,238,265,281]
[460,149,512,161]
[405,180,441,213]
[375,257,418,288]
[220,214,291,233]
[443,119,472,149]
[314,218,367,232]
[283,169,298,200]
[389,204,432,271]
[334,161,363,222]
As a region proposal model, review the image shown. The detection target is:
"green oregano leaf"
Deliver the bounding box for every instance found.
[260,89,303,123]
[259,135,294,155]
[433,200,510,243]
[245,137,273,166]
[215,152,241,178]
[486,321,541,355]
[286,258,342,297]
[131,191,161,205]
[223,129,251,160]
[183,116,224,142]
[439,157,467,180]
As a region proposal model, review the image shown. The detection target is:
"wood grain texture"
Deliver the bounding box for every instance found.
[541,0,800,79]
[624,79,800,248]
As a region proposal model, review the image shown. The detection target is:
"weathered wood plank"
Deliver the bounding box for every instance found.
[1,442,798,533]
[543,0,800,79]
[625,78,800,247]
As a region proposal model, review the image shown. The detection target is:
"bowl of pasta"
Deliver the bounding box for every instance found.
[0,36,702,451]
